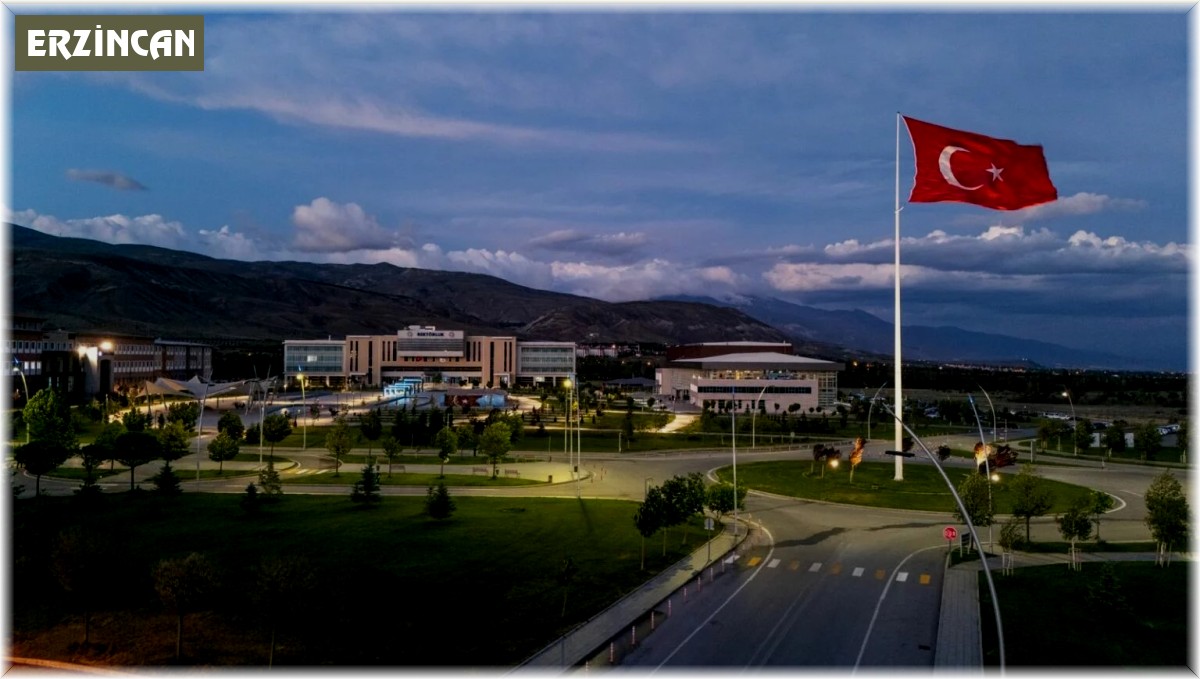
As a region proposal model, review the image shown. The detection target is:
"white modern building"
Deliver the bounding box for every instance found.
[657,342,842,414]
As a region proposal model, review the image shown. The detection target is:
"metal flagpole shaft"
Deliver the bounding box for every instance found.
[893,112,905,481]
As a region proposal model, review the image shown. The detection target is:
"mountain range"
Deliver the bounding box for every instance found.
[9,225,1153,370]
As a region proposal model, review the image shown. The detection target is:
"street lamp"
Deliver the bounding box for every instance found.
[12,359,29,444]
[298,368,307,451]
[751,384,768,449]
[865,381,888,441]
[563,376,572,479]
[1062,390,1077,456]
[731,385,739,538]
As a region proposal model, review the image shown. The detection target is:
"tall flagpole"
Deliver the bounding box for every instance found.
[893,112,904,481]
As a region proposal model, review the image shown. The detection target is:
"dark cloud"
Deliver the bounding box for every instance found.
[66,169,148,191]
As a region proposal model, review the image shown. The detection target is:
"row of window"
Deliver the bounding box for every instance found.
[695,385,813,394]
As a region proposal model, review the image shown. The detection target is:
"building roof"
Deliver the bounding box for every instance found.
[669,351,842,371]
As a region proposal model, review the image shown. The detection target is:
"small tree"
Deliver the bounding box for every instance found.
[1090,490,1116,542]
[1073,418,1094,454]
[257,460,283,503]
[122,409,151,432]
[434,426,458,478]
[1144,471,1190,565]
[207,430,241,474]
[14,439,71,497]
[997,517,1025,555]
[1009,464,1054,543]
[252,555,316,667]
[1056,496,1094,571]
[261,414,292,461]
[953,472,995,551]
[217,410,245,441]
[350,462,382,507]
[478,422,511,479]
[324,415,354,476]
[113,431,161,492]
[151,463,182,496]
[153,552,218,660]
[23,388,76,448]
[705,482,747,524]
[76,443,109,498]
[635,487,668,567]
[241,482,261,515]
[1103,422,1127,453]
[380,434,402,477]
[1134,422,1163,461]
[359,409,383,460]
[425,482,456,519]
[166,401,200,432]
[157,421,192,466]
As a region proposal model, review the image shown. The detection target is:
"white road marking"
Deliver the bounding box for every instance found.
[767,558,781,569]
[896,572,908,582]
[852,545,944,674]
[852,567,864,577]
[808,562,822,572]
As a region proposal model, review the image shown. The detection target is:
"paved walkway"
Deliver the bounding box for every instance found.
[933,550,1167,670]
[515,523,747,671]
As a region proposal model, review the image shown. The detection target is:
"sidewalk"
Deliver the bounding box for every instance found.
[515,523,748,671]
[933,550,1164,670]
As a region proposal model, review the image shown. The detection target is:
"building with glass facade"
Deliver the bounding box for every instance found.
[515,342,577,386]
[657,344,841,413]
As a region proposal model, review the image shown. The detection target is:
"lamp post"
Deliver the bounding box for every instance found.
[563,376,572,480]
[751,385,768,449]
[865,381,888,441]
[731,385,738,538]
[977,384,997,443]
[298,368,307,451]
[968,393,994,547]
[1062,390,1076,455]
[12,359,29,444]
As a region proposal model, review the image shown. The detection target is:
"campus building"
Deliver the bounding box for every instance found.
[657,341,842,414]
[283,326,575,390]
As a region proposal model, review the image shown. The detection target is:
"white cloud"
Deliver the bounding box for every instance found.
[291,198,399,253]
[197,225,261,260]
[9,208,187,248]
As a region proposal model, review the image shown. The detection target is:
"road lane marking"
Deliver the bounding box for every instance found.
[788,560,801,571]
[919,574,931,585]
[830,563,842,575]
[852,567,864,577]
[896,572,908,582]
[874,569,885,580]
[852,545,944,674]
[809,562,822,572]
[747,556,763,567]
[767,558,781,569]
[652,522,776,672]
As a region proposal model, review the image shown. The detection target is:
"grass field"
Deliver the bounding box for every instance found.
[281,471,541,487]
[979,562,1189,666]
[9,493,709,667]
[716,461,1094,514]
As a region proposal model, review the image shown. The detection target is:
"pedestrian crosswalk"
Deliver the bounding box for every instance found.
[740,556,933,586]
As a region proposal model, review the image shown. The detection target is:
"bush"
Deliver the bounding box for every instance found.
[425,482,455,519]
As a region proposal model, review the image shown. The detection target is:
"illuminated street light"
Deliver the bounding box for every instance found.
[1062,390,1077,456]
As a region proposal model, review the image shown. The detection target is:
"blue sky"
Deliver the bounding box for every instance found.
[6,7,1191,369]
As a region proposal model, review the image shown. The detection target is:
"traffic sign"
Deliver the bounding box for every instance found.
[943,526,958,540]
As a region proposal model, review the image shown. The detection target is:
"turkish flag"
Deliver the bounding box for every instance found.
[903,116,1057,211]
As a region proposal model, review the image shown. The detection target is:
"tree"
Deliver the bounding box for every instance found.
[1009,464,1054,543]
[165,401,200,432]
[953,472,995,547]
[1134,422,1163,461]
[1090,490,1116,542]
[252,555,316,667]
[705,482,746,523]
[51,527,111,646]
[207,430,241,474]
[557,556,578,618]
[157,421,191,465]
[350,462,382,507]
[151,462,182,496]
[23,388,76,449]
[359,409,383,460]
[1073,418,1094,454]
[380,434,402,477]
[635,487,668,568]
[434,426,458,478]
[478,422,511,478]
[258,460,283,503]
[1144,471,1189,565]
[114,431,161,491]
[261,414,292,461]
[241,482,261,515]
[76,443,109,497]
[153,552,218,660]
[1056,496,1094,570]
[1103,422,1127,453]
[122,409,151,432]
[324,415,354,477]
[456,424,479,457]
[425,482,456,519]
[660,473,706,545]
[997,516,1025,555]
[14,439,71,497]
[217,410,245,442]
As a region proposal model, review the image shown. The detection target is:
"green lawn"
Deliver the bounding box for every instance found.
[979,562,1189,666]
[10,494,711,667]
[716,460,1094,513]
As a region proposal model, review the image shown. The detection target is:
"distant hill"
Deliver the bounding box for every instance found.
[9,225,790,347]
[661,294,1158,371]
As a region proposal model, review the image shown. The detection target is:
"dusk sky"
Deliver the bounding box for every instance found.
[6,6,1191,369]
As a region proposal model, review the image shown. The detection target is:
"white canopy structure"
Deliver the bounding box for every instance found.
[141,376,254,400]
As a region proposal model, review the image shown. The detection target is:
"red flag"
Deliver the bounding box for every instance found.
[903,116,1057,211]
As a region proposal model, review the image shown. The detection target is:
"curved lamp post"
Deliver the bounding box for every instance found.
[865,381,888,441]
[12,359,29,444]
[1062,390,1076,455]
